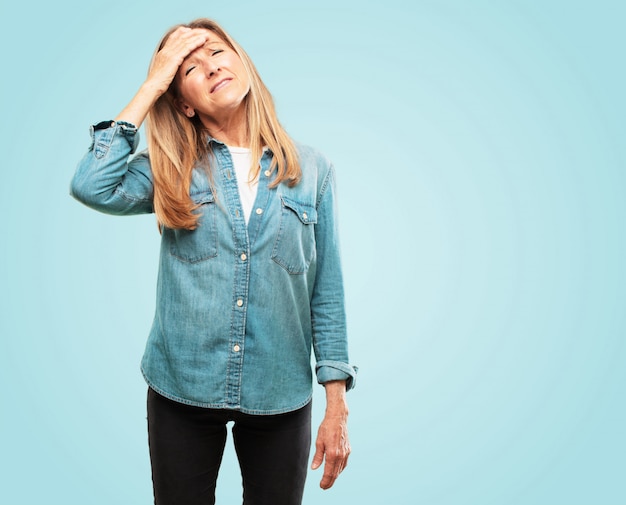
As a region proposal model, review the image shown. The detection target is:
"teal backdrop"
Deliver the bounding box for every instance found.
[1,1,624,504]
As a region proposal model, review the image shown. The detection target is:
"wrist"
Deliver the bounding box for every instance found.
[136,81,164,104]
[141,78,171,99]
[324,380,349,418]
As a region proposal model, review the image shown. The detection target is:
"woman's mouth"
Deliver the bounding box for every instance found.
[210,78,232,93]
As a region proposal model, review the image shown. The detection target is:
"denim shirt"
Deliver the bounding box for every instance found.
[70,121,357,414]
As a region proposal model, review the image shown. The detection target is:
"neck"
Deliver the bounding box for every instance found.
[200,104,249,147]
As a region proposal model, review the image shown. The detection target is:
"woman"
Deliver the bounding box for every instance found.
[70,17,356,505]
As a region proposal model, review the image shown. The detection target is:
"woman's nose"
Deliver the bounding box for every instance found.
[205,61,220,77]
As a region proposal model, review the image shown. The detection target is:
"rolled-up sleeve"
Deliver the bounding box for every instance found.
[311,165,357,391]
[70,121,154,215]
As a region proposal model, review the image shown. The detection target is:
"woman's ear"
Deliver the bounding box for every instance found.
[175,98,195,118]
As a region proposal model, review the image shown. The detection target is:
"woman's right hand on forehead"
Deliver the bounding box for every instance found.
[114,27,209,128]
[146,27,210,96]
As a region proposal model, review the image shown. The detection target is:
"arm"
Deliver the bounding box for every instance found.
[70,27,211,214]
[311,166,357,389]
[310,165,357,489]
[69,121,154,215]
[311,380,351,490]
[114,27,211,127]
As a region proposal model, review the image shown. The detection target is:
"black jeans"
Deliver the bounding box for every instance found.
[147,388,312,505]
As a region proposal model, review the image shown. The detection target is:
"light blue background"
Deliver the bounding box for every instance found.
[1,1,624,504]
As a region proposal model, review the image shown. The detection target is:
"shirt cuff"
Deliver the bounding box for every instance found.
[89,120,139,154]
[315,360,358,391]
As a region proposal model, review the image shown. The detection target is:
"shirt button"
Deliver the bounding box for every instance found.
[236,299,243,307]
[240,253,247,261]
[302,212,308,220]
[264,170,271,177]
[255,208,263,215]
[233,344,241,352]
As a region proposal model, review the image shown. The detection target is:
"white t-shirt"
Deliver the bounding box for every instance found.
[227,146,259,225]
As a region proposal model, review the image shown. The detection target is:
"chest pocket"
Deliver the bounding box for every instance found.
[167,191,218,263]
[271,195,317,274]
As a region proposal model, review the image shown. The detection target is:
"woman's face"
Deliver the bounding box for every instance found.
[175,30,250,125]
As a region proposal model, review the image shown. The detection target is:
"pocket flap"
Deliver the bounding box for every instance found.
[191,191,215,205]
[280,196,317,224]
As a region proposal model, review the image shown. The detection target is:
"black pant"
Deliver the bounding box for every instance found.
[147,388,312,505]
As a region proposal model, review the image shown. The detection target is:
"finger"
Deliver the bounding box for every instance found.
[311,449,324,470]
[320,465,339,489]
[320,453,342,489]
[161,32,208,63]
[342,444,351,470]
[311,439,324,470]
[163,27,204,48]
[321,442,352,489]
[170,28,211,48]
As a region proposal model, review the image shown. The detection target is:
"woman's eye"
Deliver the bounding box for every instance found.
[184,66,196,76]
[212,50,224,56]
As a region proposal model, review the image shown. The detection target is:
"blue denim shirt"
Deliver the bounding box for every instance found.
[70,121,357,414]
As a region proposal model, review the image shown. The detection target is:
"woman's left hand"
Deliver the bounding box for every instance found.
[311,381,351,489]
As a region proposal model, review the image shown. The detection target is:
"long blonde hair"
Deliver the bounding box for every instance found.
[146,18,301,230]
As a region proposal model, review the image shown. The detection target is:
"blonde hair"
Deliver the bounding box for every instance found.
[146,18,301,230]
